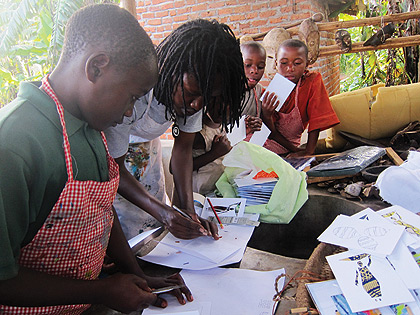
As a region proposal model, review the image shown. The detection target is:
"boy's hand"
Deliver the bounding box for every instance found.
[146,273,193,307]
[261,91,279,115]
[198,216,220,240]
[261,92,279,132]
[245,115,262,134]
[162,207,209,239]
[210,135,232,158]
[101,273,157,313]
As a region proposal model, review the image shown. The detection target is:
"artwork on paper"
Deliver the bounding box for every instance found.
[353,208,417,248]
[201,198,246,218]
[378,205,420,248]
[318,214,405,256]
[326,250,414,312]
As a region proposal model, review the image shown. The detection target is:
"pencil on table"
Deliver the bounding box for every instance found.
[207,198,224,229]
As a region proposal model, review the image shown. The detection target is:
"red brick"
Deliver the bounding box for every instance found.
[218,7,233,15]
[201,10,218,17]
[173,14,188,22]
[161,2,174,9]
[162,17,172,23]
[177,7,191,14]
[141,12,154,19]
[191,3,207,12]
[148,18,162,25]
[251,19,269,27]
[208,1,226,9]
[232,4,251,13]
[268,16,287,24]
[155,11,168,18]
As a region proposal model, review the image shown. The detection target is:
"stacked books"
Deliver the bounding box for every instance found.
[234,179,277,206]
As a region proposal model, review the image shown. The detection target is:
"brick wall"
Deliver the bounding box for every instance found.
[135,0,341,139]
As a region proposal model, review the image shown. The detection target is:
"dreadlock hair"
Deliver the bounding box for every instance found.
[154,19,247,131]
[61,4,156,73]
[278,39,309,60]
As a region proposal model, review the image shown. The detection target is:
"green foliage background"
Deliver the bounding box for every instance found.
[0,0,119,106]
[339,0,417,92]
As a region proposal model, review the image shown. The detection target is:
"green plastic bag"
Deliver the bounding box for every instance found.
[215,141,308,223]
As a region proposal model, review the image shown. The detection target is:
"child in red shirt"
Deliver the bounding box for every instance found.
[262,39,340,156]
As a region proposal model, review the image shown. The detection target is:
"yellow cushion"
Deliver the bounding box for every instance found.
[325,83,420,150]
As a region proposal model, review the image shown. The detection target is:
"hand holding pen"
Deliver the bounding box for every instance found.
[171,205,219,240]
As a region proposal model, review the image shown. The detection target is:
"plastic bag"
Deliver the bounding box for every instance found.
[376,151,420,213]
[215,141,308,223]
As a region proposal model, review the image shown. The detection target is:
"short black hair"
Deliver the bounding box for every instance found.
[278,39,308,59]
[61,4,156,71]
[240,41,266,58]
[154,19,247,131]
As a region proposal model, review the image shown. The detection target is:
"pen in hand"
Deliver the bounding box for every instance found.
[172,204,194,220]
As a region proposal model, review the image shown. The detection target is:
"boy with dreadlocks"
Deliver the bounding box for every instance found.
[104,19,247,240]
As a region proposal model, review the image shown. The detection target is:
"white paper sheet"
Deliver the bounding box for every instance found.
[318,214,405,256]
[139,216,258,270]
[249,122,271,147]
[387,238,420,290]
[234,177,277,188]
[326,250,414,312]
[260,73,296,111]
[143,268,284,315]
[226,116,246,146]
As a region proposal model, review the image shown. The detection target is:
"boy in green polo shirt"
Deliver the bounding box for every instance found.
[0,4,192,313]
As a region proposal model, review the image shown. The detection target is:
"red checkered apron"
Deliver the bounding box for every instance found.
[0,76,119,314]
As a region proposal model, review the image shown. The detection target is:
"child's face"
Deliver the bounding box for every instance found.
[172,72,222,118]
[242,46,266,89]
[276,46,308,84]
[83,61,157,131]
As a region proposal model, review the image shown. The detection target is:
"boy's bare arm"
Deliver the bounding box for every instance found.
[193,134,231,171]
[304,129,320,156]
[0,265,156,313]
[171,131,219,239]
[115,154,206,239]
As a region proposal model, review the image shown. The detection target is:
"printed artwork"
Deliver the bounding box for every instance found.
[326,250,414,312]
[378,205,420,248]
[340,254,381,301]
[318,214,405,256]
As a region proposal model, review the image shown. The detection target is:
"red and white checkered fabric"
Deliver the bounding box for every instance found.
[0,76,119,314]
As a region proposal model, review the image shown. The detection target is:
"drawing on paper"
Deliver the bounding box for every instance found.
[382,211,420,238]
[341,254,382,301]
[333,226,388,251]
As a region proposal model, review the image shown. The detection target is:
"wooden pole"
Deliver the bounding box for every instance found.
[288,10,420,35]
[121,0,137,18]
[319,35,420,57]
